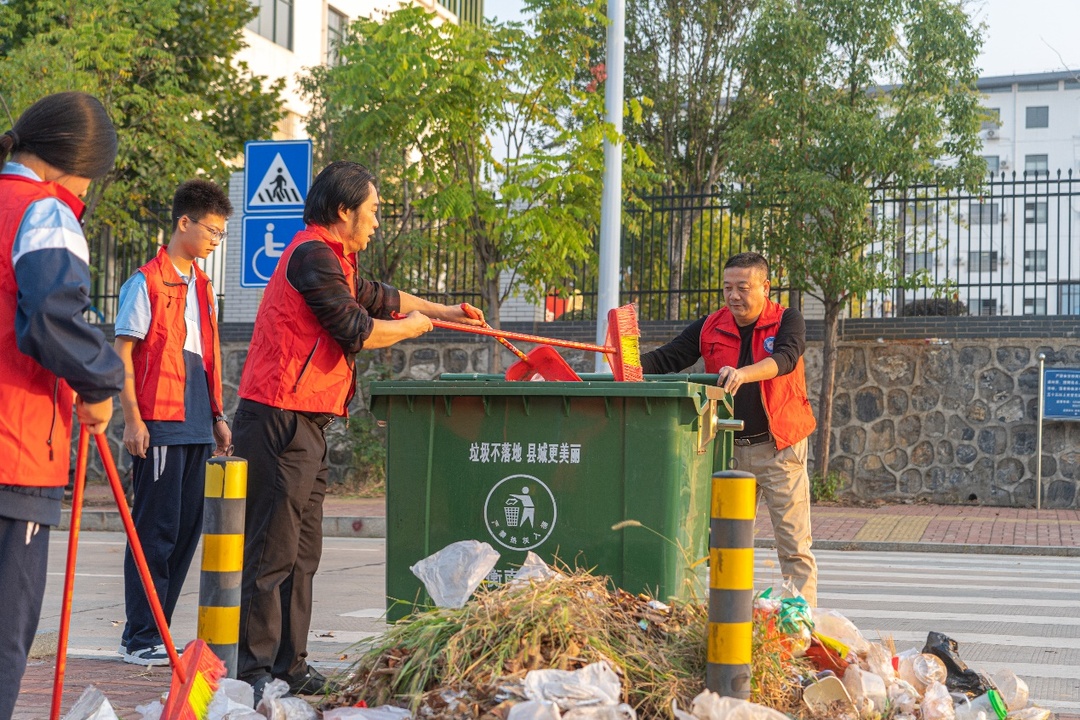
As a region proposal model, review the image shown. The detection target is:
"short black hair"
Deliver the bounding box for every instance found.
[304,161,377,226]
[724,251,770,281]
[1,92,117,179]
[171,179,233,230]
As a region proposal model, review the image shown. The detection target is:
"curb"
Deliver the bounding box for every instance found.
[754,538,1080,557]
[59,509,387,540]
[60,510,1080,556]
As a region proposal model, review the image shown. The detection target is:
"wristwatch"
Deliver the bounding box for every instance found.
[215,414,228,424]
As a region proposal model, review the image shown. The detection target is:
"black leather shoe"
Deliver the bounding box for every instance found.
[287,666,342,695]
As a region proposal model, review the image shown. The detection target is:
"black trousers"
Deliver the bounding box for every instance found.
[234,400,328,683]
[0,516,50,720]
[122,443,211,652]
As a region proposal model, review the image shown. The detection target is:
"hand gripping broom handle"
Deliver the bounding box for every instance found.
[394,313,615,355]
[455,303,528,362]
[51,426,90,720]
[95,433,186,681]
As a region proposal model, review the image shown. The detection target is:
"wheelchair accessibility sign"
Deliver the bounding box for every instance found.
[241,215,306,288]
[244,140,312,214]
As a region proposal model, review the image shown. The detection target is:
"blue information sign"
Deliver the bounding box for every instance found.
[244,140,312,214]
[1043,368,1080,420]
[241,214,306,288]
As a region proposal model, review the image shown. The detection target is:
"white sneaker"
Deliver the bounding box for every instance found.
[122,644,171,666]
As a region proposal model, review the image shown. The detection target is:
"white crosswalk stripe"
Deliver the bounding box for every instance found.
[756,549,1080,714]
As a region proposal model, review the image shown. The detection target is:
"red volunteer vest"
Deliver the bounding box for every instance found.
[700,299,817,450]
[130,247,223,421]
[238,226,356,415]
[0,173,86,487]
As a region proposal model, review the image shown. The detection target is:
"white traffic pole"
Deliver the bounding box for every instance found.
[595,0,625,373]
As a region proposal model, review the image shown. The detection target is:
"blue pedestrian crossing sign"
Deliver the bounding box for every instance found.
[244,140,312,214]
[241,214,306,288]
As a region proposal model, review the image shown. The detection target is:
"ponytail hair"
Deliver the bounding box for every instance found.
[0,92,117,179]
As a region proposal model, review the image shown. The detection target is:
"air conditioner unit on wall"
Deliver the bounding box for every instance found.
[987,129,997,138]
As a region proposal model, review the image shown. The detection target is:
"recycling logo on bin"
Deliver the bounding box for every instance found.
[484,474,557,551]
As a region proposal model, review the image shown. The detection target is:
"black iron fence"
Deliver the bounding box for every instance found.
[86,214,226,324]
[85,172,1080,323]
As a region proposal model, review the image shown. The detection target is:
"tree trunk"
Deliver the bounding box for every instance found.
[665,198,703,321]
[813,300,843,478]
[482,271,502,374]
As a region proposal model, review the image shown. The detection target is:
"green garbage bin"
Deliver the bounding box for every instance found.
[369,374,741,619]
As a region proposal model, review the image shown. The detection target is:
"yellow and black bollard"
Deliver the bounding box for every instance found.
[199,456,247,677]
[707,469,755,699]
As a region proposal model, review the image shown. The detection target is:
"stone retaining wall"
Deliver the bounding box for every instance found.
[90,324,1080,508]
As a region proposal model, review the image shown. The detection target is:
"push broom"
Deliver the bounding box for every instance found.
[51,427,225,720]
[401,303,643,381]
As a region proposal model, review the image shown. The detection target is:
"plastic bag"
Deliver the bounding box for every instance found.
[811,608,869,656]
[563,706,636,720]
[1005,708,1052,720]
[672,691,789,720]
[323,707,413,720]
[257,679,316,720]
[135,700,163,720]
[888,679,920,715]
[510,552,562,585]
[508,701,563,720]
[921,681,956,720]
[409,540,500,608]
[841,666,887,718]
[923,632,995,698]
[207,679,256,720]
[864,642,897,683]
[62,686,119,720]
[523,661,622,710]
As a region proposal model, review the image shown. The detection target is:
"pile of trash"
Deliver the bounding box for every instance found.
[323,541,1054,720]
[67,540,1054,720]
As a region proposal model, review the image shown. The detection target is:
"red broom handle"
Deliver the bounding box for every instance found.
[456,304,528,362]
[397,313,615,355]
[95,434,186,681]
[50,426,90,720]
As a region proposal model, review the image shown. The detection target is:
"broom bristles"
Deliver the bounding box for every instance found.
[161,640,226,720]
[607,305,644,381]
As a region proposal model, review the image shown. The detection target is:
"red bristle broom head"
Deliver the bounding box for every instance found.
[161,640,226,720]
[605,304,644,382]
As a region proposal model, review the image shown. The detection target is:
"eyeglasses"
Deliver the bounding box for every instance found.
[186,216,228,242]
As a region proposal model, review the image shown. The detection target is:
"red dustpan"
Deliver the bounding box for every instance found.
[504,345,582,381]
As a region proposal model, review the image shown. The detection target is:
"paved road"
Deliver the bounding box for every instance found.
[759,547,1080,716]
[22,533,1077,717]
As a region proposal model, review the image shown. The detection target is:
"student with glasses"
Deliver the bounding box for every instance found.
[112,179,233,665]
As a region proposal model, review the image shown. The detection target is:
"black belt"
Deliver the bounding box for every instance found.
[298,411,337,430]
[733,431,773,447]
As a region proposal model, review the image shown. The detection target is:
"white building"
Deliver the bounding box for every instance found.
[855,71,1080,319]
[239,0,481,139]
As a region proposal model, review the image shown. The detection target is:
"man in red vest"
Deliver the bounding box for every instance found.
[113,180,233,664]
[233,161,484,700]
[642,252,818,605]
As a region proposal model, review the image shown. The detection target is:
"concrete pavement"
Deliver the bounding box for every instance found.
[21,488,1080,718]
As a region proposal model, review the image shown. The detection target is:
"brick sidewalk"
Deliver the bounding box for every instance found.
[755,502,1080,550]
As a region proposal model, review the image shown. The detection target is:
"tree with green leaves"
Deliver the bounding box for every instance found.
[724,0,985,477]
[0,0,283,233]
[303,0,649,357]
[624,0,757,319]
